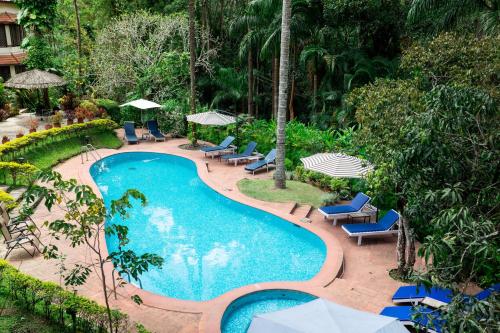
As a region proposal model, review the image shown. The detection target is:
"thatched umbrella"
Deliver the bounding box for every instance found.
[4,69,66,118]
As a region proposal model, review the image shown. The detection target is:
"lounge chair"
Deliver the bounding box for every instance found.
[380,305,444,333]
[123,121,139,144]
[146,120,166,142]
[392,283,500,305]
[341,209,399,245]
[0,217,41,259]
[318,192,371,225]
[0,203,39,236]
[200,136,236,158]
[245,149,276,175]
[221,141,257,166]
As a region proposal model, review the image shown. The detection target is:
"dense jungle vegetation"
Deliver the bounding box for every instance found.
[3,0,499,331]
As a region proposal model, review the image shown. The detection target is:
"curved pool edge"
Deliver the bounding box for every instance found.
[74,143,343,328]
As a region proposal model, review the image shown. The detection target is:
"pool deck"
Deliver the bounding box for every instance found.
[3,135,415,333]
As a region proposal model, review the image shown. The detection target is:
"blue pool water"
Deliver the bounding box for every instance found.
[90,152,326,301]
[221,290,317,333]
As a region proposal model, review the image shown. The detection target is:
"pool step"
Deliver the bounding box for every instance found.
[289,203,313,220]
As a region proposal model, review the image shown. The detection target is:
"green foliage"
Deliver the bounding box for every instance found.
[92,12,191,102]
[24,170,164,332]
[0,190,16,209]
[15,0,58,33]
[0,119,118,159]
[96,99,121,123]
[22,36,55,70]
[198,119,358,167]
[0,259,130,332]
[401,32,500,98]
[323,0,403,57]
[350,78,425,153]
[157,99,189,136]
[407,0,500,35]
[405,85,499,287]
[0,162,38,186]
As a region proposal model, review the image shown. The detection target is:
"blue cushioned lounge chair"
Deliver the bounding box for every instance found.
[123,121,138,144]
[200,136,235,158]
[245,149,276,175]
[146,120,166,142]
[222,141,257,166]
[392,283,500,305]
[341,209,399,245]
[318,192,371,225]
[380,306,444,333]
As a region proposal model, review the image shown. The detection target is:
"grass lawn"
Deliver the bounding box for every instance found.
[22,131,122,170]
[0,293,61,333]
[237,179,327,207]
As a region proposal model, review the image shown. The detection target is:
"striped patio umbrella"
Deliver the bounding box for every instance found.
[301,153,374,179]
[186,111,236,126]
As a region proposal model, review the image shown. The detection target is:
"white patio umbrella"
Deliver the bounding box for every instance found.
[248,298,410,333]
[301,153,374,179]
[186,111,236,126]
[119,98,162,123]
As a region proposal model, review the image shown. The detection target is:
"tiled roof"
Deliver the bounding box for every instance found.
[0,52,26,65]
[0,12,17,23]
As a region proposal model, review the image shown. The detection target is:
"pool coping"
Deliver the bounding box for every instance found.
[69,142,344,332]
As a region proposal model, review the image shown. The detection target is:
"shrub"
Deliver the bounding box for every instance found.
[0,189,15,208]
[198,119,359,166]
[96,99,120,123]
[0,119,118,160]
[157,99,189,137]
[320,192,341,206]
[79,100,99,119]
[0,259,131,332]
[0,162,39,185]
[401,32,500,99]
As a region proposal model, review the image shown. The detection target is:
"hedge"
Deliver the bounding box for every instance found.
[0,119,119,160]
[0,259,130,333]
[0,189,15,208]
[0,161,39,185]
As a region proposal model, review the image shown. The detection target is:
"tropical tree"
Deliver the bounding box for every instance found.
[408,0,500,34]
[23,171,164,333]
[275,0,292,189]
[188,0,198,145]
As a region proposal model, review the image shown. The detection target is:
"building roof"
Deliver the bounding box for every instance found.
[0,52,26,65]
[0,12,17,23]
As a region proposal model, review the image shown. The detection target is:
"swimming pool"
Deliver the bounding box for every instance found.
[90,152,326,301]
[221,290,317,333]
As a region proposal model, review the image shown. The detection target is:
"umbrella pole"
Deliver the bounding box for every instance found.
[43,88,50,115]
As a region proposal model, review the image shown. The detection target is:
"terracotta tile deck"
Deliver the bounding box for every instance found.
[3,134,412,332]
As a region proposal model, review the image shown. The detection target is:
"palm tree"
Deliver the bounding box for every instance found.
[408,0,499,34]
[188,0,198,145]
[73,0,82,96]
[275,0,292,189]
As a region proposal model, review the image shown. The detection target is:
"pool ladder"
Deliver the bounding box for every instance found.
[80,144,102,164]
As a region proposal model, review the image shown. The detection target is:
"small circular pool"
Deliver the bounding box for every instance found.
[221,290,317,333]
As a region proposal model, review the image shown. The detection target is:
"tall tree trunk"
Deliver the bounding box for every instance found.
[313,73,318,112]
[188,0,198,145]
[275,0,292,189]
[272,56,279,119]
[271,56,278,119]
[255,54,260,118]
[396,216,407,275]
[403,217,416,271]
[247,47,254,116]
[289,44,296,120]
[73,0,82,97]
